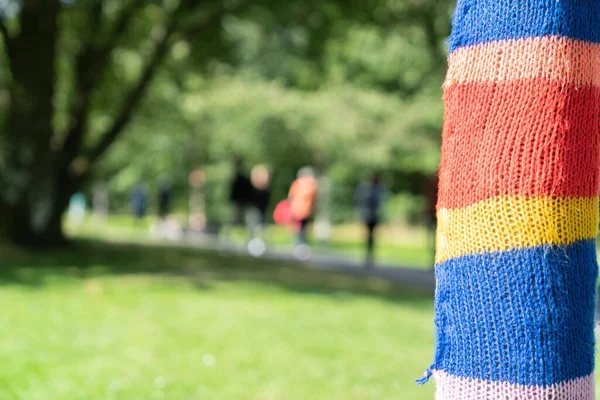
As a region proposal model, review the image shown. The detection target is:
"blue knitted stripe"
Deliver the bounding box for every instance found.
[433,239,598,386]
[449,0,600,52]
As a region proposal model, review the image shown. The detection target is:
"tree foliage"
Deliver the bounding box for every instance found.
[0,0,453,246]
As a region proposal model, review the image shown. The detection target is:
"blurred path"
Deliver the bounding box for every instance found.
[150,233,437,292]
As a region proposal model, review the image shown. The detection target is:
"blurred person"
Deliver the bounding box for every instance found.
[222,158,254,245]
[68,192,87,227]
[131,183,148,224]
[187,169,207,234]
[288,166,318,260]
[158,181,172,220]
[92,182,109,223]
[314,174,333,244]
[247,165,271,256]
[251,165,271,226]
[157,179,173,238]
[354,172,388,268]
[422,171,438,270]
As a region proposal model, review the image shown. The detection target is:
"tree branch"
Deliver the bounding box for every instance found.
[0,16,13,70]
[90,1,103,32]
[0,19,9,50]
[84,0,225,168]
[60,0,145,163]
[84,17,180,167]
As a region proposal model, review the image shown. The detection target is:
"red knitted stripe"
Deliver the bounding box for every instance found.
[439,79,600,210]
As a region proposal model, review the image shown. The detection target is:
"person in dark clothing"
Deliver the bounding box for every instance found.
[220,158,253,246]
[246,165,271,256]
[253,188,270,223]
[158,182,172,220]
[354,173,388,268]
[251,165,271,225]
[229,158,254,225]
[132,183,148,220]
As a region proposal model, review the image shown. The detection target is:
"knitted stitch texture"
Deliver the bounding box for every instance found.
[428,1,600,399]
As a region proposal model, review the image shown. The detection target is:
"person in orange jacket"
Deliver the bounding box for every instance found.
[288,167,318,248]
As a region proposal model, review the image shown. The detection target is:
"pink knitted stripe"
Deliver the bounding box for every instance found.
[434,370,595,400]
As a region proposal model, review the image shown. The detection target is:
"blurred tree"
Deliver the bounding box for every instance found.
[100,77,442,223]
[0,0,452,247]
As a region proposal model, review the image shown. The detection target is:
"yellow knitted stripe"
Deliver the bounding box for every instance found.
[436,196,598,264]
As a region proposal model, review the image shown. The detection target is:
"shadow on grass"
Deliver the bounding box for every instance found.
[0,240,433,307]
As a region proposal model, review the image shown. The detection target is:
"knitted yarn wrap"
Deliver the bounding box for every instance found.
[428,1,600,399]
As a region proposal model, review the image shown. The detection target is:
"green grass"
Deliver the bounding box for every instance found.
[0,242,435,399]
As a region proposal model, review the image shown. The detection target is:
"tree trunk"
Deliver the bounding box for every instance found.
[0,0,70,248]
[0,181,71,248]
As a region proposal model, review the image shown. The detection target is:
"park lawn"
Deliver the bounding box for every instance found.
[0,242,435,400]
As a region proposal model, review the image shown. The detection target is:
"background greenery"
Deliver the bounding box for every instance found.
[0,0,452,245]
[102,77,442,223]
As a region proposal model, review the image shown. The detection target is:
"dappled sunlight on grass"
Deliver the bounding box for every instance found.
[0,241,435,399]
